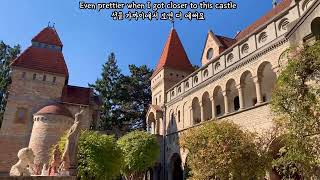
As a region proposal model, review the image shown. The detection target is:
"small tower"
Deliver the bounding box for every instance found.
[150,28,194,107]
[0,26,69,172]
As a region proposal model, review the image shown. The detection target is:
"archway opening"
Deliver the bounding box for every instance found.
[192,97,201,124]
[213,86,225,117]
[202,92,212,121]
[226,79,239,113]
[258,62,277,102]
[240,71,257,108]
[147,112,156,134]
[170,153,183,180]
[311,17,320,40]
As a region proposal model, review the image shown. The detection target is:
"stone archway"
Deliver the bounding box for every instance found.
[240,70,256,108]
[311,17,320,40]
[202,92,212,121]
[226,79,239,113]
[257,62,277,102]
[147,112,156,134]
[170,153,183,180]
[213,86,225,117]
[192,97,201,124]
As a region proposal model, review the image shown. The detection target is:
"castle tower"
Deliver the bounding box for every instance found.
[29,103,74,165]
[0,27,69,173]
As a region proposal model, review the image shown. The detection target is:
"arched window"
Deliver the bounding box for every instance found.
[215,62,221,70]
[302,0,313,11]
[155,98,158,105]
[185,82,189,88]
[171,113,175,125]
[203,69,209,77]
[241,43,249,54]
[193,76,198,84]
[178,87,182,93]
[15,107,28,123]
[206,48,214,60]
[278,18,289,31]
[227,53,234,63]
[178,111,181,123]
[258,32,268,43]
[33,73,37,80]
[171,91,175,97]
[22,72,26,78]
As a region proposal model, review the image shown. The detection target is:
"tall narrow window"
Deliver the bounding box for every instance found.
[22,72,26,79]
[42,75,46,81]
[33,74,36,80]
[15,108,28,123]
[178,111,181,123]
[216,105,221,116]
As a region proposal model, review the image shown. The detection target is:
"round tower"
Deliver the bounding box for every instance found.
[29,103,74,165]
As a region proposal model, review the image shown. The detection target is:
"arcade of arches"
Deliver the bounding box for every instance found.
[190,61,277,125]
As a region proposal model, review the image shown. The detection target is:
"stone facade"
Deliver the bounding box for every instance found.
[0,27,100,174]
[146,0,320,179]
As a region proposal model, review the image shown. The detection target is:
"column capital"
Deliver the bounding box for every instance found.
[222,90,229,96]
[253,76,262,83]
[209,95,214,101]
[236,84,244,90]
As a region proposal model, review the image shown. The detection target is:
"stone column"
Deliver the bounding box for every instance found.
[254,76,263,104]
[189,106,193,126]
[237,84,245,110]
[199,101,204,122]
[210,96,216,119]
[223,91,229,114]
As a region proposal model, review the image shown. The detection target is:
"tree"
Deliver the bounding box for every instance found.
[77,131,123,180]
[0,41,20,127]
[89,52,121,131]
[115,65,153,130]
[117,131,160,180]
[180,121,269,180]
[271,41,320,178]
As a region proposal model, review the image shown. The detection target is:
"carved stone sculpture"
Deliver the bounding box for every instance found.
[60,107,84,176]
[49,145,61,176]
[10,147,35,176]
[41,164,49,176]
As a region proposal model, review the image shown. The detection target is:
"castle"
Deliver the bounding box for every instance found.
[146,0,320,179]
[0,27,100,174]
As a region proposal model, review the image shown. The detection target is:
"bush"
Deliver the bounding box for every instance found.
[77,131,123,180]
[180,121,269,179]
[117,131,160,180]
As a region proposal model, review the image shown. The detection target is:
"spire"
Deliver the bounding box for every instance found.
[32,26,63,47]
[152,28,194,77]
[272,0,278,8]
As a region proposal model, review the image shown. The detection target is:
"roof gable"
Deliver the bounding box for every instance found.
[152,28,194,77]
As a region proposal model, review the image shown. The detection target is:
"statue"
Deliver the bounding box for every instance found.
[60,107,84,176]
[41,164,49,176]
[49,145,61,176]
[10,147,35,176]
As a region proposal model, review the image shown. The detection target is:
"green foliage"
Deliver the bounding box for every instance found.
[77,131,123,180]
[89,52,121,131]
[0,41,20,127]
[49,132,67,163]
[90,53,152,133]
[180,121,270,180]
[271,41,320,178]
[117,131,160,180]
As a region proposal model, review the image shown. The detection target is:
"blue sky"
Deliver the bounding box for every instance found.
[0,0,275,87]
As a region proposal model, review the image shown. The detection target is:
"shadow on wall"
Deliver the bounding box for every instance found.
[166,113,184,180]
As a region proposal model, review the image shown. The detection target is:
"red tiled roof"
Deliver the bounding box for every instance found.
[152,28,194,77]
[32,27,63,46]
[35,103,73,118]
[61,85,91,105]
[235,0,292,41]
[11,47,69,76]
[216,35,237,48]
